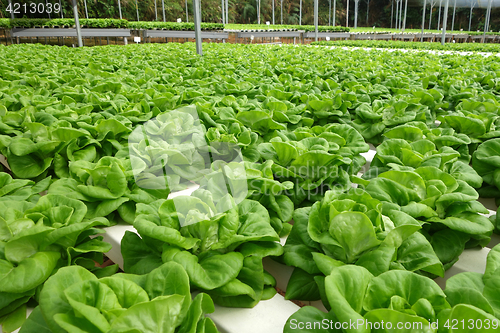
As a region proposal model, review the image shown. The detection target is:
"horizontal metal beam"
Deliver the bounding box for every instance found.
[303,32,350,38]
[11,28,131,37]
[393,34,417,39]
[238,31,302,38]
[355,34,393,39]
[435,33,455,38]
[470,34,497,39]
[144,30,228,39]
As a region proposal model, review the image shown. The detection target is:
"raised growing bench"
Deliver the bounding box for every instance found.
[143,30,229,41]
[237,30,302,44]
[11,28,131,38]
[355,33,392,40]
[470,34,497,42]
[303,31,350,39]
[11,28,131,45]
[393,33,416,40]
[453,33,469,40]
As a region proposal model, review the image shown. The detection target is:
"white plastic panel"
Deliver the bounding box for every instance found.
[209,296,300,333]
[0,155,9,170]
[101,224,136,269]
[360,149,377,165]
[434,247,491,289]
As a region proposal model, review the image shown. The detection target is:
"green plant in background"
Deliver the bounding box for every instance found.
[313,39,500,52]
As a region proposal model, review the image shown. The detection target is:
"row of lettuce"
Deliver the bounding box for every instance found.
[3,18,500,38]
[0,18,224,30]
[313,40,500,53]
[0,18,348,32]
[0,43,499,332]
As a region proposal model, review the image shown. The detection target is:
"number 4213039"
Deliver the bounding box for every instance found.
[7,2,61,14]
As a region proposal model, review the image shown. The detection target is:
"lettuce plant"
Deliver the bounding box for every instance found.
[351,98,435,143]
[204,160,295,237]
[0,189,115,331]
[472,138,500,201]
[381,122,472,161]
[0,116,132,180]
[258,124,369,205]
[358,166,494,270]
[285,247,500,333]
[19,262,219,333]
[121,192,282,308]
[282,188,443,302]
[365,125,482,189]
[48,156,169,224]
[442,244,500,324]
[285,265,449,333]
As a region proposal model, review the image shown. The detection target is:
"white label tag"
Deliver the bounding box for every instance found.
[250,35,254,40]
[326,36,330,41]
[134,37,141,43]
[266,21,270,26]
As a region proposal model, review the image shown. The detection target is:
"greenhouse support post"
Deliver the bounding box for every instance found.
[395,0,398,29]
[437,0,442,30]
[354,0,358,28]
[429,0,434,29]
[451,0,456,31]
[258,0,261,24]
[8,0,14,19]
[398,0,402,29]
[468,1,473,31]
[186,0,189,22]
[193,0,202,55]
[441,0,449,45]
[390,0,393,28]
[281,0,283,24]
[346,0,349,27]
[118,0,122,19]
[60,0,64,18]
[314,0,318,41]
[402,0,408,31]
[420,0,426,41]
[273,0,275,25]
[154,0,157,20]
[329,0,331,25]
[135,0,139,21]
[366,0,369,25]
[482,0,493,43]
[162,0,165,21]
[333,0,336,26]
[84,0,89,18]
[300,0,302,25]
[222,0,225,24]
[72,0,83,47]
[225,0,228,24]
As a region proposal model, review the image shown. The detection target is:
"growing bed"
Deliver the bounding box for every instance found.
[0,42,500,333]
